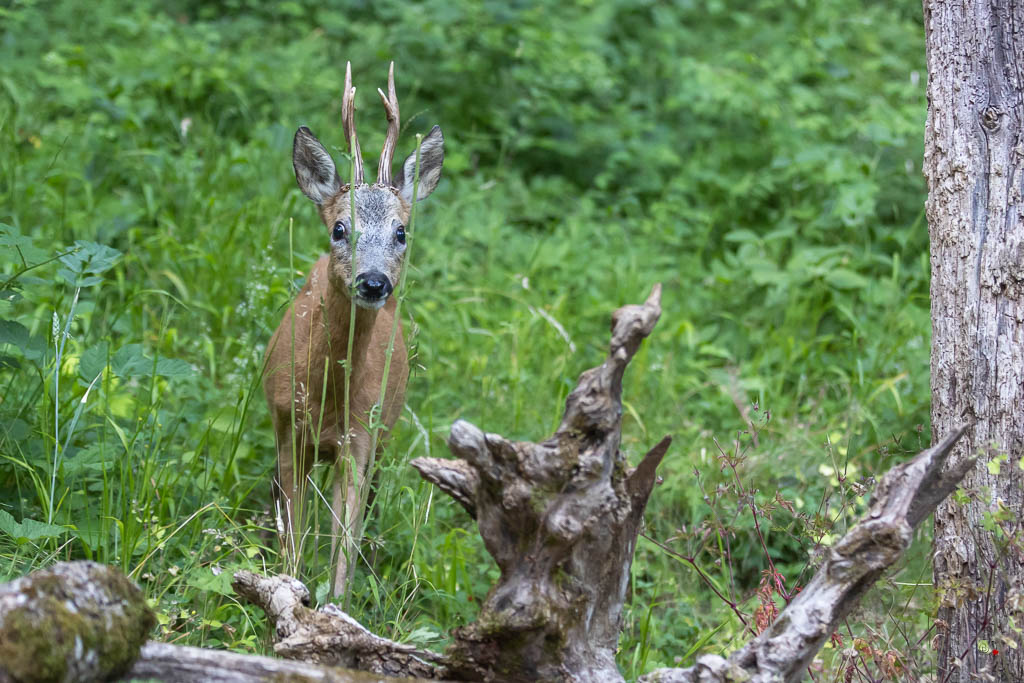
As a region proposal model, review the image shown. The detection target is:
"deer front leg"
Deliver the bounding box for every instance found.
[330,428,372,598]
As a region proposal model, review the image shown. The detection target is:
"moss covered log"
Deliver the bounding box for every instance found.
[0,561,154,683]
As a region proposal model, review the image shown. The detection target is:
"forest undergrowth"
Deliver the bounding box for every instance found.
[0,1,937,679]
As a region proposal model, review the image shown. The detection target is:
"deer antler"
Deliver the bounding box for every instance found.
[377,62,400,187]
[341,61,365,185]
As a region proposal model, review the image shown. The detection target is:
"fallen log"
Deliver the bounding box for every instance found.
[0,562,434,682]
[123,641,435,682]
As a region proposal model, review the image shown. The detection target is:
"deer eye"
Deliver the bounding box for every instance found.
[396,225,406,245]
[332,220,347,242]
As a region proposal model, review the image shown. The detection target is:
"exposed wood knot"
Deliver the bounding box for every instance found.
[982,106,1001,131]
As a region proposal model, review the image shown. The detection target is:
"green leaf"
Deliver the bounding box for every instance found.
[111,343,152,376]
[57,241,122,288]
[826,268,869,290]
[0,509,68,544]
[185,568,234,596]
[79,341,111,382]
[0,319,29,348]
[154,357,193,377]
[0,224,49,265]
[315,580,330,606]
[81,343,195,380]
[0,319,45,360]
[106,416,131,453]
[405,626,443,646]
[2,418,29,441]
[61,443,110,476]
[69,517,108,553]
[677,621,726,665]
[723,229,761,243]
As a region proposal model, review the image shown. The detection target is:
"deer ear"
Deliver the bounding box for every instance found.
[396,125,444,204]
[293,127,341,205]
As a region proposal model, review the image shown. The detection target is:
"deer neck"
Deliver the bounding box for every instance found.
[324,285,381,375]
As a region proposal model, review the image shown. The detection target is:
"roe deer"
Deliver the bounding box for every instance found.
[264,62,444,597]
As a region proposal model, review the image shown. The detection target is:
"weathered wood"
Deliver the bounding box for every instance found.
[236,425,971,683]
[0,561,154,683]
[923,1,1024,680]
[231,570,448,679]
[410,457,479,518]
[426,284,669,683]
[640,425,971,683]
[122,642,432,683]
[0,562,432,683]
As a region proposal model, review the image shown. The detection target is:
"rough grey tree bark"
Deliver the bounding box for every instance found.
[923,1,1024,680]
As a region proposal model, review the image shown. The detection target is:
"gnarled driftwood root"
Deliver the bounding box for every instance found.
[231,570,448,679]
[412,284,670,683]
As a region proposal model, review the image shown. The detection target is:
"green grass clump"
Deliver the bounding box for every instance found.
[1,0,934,678]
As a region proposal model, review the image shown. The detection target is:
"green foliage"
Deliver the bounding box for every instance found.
[1,0,935,677]
[0,509,67,544]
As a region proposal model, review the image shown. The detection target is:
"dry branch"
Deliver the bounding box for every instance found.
[122,641,434,682]
[231,570,447,679]
[640,424,972,683]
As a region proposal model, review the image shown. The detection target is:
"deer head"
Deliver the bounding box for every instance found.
[292,62,445,310]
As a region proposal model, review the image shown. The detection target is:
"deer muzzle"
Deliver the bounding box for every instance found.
[354,271,393,308]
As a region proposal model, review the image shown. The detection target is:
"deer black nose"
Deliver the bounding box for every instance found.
[356,272,393,300]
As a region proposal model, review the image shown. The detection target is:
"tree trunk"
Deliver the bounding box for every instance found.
[924,1,1024,680]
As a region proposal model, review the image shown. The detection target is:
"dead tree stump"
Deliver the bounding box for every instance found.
[413,284,670,682]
